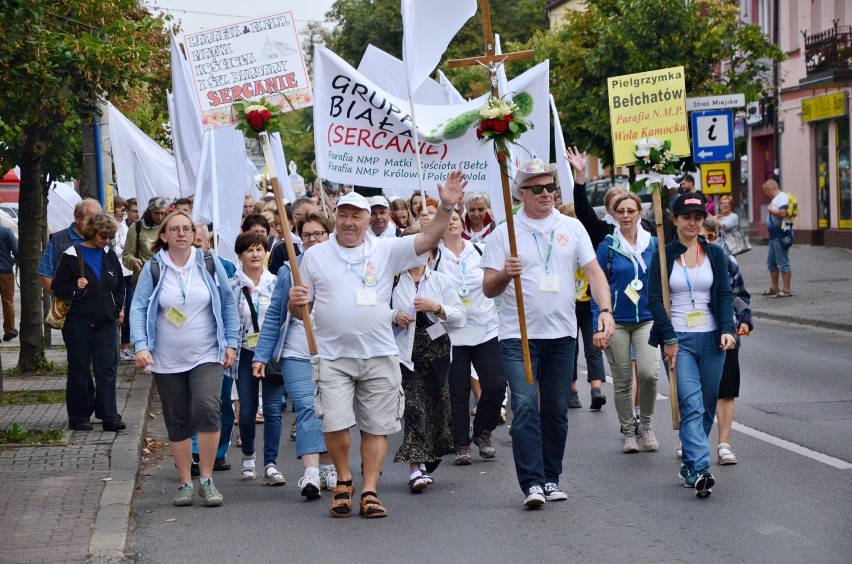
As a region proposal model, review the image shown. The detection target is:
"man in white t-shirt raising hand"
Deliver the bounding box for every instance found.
[288,171,467,519]
[481,159,615,509]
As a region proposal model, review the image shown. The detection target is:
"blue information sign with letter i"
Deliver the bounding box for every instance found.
[690,109,735,163]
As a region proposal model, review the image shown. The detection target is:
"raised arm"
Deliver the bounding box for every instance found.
[414,170,467,255]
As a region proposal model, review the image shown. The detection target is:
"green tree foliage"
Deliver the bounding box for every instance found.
[530,0,785,168]
[0,0,169,370]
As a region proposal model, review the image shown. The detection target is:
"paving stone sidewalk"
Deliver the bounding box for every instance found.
[0,347,151,564]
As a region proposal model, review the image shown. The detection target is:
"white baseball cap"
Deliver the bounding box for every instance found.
[369,195,390,209]
[335,192,371,212]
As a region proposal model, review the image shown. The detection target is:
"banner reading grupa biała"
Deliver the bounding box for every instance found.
[313,45,550,209]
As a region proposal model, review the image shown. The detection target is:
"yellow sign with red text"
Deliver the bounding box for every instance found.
[607,66,690,166]
[701,162,731,195]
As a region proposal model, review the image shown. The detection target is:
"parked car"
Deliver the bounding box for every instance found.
[0,203,18,223]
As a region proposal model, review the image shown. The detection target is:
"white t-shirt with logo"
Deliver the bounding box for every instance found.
[300,233,426,360]
[436,240,498,346]
[481,209,596,340]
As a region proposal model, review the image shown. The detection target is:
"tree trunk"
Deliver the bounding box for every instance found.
[17,124,54,372]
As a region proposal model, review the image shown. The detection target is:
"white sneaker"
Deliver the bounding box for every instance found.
[119,349,135,362]
[297,472,321,500]
[319,468,337,490]
[524,485,546,508]
[544,482,567,502]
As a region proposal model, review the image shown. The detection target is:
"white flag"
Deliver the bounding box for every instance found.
[401,0,477,96]
[550,95,574,200]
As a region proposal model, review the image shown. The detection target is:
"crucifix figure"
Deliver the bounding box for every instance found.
[447,0,536,384]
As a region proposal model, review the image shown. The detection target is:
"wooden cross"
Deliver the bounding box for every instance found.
[447,0,536,384]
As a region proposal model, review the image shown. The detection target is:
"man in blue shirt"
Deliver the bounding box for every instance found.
[0,225,19,341]
[38,198,101,292]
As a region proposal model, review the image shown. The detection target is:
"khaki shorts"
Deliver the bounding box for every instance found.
[311,356,404,435]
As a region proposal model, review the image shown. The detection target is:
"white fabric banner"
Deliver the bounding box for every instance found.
[401,0,477,95]
[170,34,204,197]
[550,94,574,200]
[108,104,181,202]
[358,45,446,105]
[313,45,550,222]
[47,181,80,234]
[437,70,466,104]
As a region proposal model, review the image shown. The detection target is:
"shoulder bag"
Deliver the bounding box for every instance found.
[723,226,752,256]
[45,246,85,329]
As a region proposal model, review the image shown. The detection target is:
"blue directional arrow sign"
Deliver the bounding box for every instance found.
[690,109,735,163]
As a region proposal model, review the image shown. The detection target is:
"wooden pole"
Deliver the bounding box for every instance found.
[652,187,680,430]
[446,0,534,384]
[258,132,317,355]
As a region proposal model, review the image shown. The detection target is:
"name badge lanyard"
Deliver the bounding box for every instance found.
[628,255,642,291]
[176,267,192,305]
[680,246,701,308]
[457,260,469,297]
[532,232,555,273]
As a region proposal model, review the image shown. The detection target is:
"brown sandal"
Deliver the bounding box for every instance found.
[329,480,354,518]
[359,492,388,518]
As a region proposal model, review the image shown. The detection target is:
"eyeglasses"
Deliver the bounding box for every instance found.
[97,232,115,240]
[614,208,639,216]
[167,226,194,234]
[301,231,327,241]
[522,183,557,195]
[115,208,126,214]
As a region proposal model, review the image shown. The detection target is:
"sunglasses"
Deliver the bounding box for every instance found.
[522,183,558,195]
[97,232,115,240]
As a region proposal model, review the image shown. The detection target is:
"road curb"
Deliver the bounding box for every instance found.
[753,311,852,333]
[87,368,153,564]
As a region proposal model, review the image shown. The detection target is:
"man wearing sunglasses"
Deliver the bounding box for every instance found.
[482,158,615,509]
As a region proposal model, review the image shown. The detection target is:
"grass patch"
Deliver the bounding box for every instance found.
[0,423,65,445]
[0,390,66,405]
[2,358,67,378]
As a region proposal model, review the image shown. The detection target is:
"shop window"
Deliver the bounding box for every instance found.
[838,119,851,229]
[816,121,831,229]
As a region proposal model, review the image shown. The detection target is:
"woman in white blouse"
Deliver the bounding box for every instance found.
[437,210,506,465]
[391,255,466,492]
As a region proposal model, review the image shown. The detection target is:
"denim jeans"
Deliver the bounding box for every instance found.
[282,357,326,458]
[573,301,606,383]
[192,376,235,460]
[236,348,284,466]
[448,337,507,447]
[501,336,576,492]
[767,238,790,273]
[675,331,726,471]
[62,316,120,425]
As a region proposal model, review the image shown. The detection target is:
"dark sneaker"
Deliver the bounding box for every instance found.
[213,457,231,471]
[454,446,472,466]
[198,480,224,507]
[524,485,546,508]
[568,390,582,409]
[694,469,715,498]
[69,421,93,431]
[544,482,567,502]
[680,463,698,488]
[173,484,193,506]
[3,329,18,342]
[590,387,607,410]
[473,430,496,459]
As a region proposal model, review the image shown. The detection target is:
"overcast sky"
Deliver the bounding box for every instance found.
[147,0,336,36]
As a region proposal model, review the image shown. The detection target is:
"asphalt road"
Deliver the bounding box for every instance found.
[129,320,852,563]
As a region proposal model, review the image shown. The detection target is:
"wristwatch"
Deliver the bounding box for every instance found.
[599,308,612,314]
